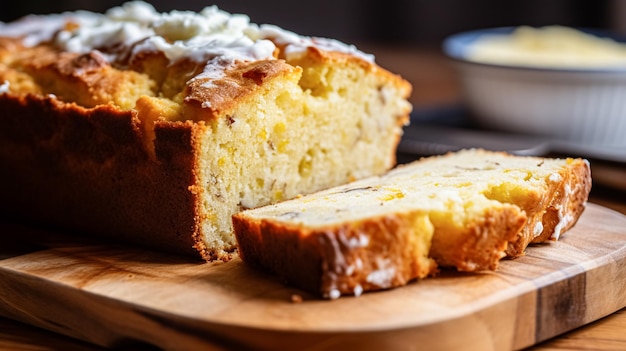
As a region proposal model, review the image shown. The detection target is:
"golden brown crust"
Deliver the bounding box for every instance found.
[0,93,208,258]
[534,159,592,241]
[429,205,527,271]
[506,158,592,256]
[234,211,437,297]
[303,46,403,81]
[290,46,412,110]
[233,194,526,298]
[0,44,155,109]
[0,37,22,60]
[184,59,298,119]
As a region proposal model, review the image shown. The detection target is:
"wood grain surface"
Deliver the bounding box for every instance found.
[0,203,625,351]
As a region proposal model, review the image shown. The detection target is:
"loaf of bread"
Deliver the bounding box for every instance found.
[233,149,592,298]
[0,2,411,260]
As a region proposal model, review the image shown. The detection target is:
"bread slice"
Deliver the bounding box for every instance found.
[232,149,592,298]
[0,3,411,260]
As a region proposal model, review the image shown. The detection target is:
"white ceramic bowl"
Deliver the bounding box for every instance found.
[443,27,626,149]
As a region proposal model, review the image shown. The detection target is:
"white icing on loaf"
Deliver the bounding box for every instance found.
[0,1,373,77]
[0,80,9,94]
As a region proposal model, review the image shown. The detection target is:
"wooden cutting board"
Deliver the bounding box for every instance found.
[1,203,625,351]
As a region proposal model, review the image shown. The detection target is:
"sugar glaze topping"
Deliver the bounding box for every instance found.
[0,80,9,94]
[0,1,373,77]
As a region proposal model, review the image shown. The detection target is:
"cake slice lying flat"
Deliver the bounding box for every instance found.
[232,149,592,298]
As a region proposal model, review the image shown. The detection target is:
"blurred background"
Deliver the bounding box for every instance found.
[1,0,623,46]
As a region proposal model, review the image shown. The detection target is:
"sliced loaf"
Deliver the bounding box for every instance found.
[232,149,592,298]
[0,2,411,260]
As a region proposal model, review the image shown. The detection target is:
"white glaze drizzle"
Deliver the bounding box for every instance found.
[327,288,341,300]
[551,182,576,240]
[353,284,363,297]
[533,221,544,237]
[0,80,9,94]
[549,172,562,183]
[365,257,395,287]
[0,1,374,78]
